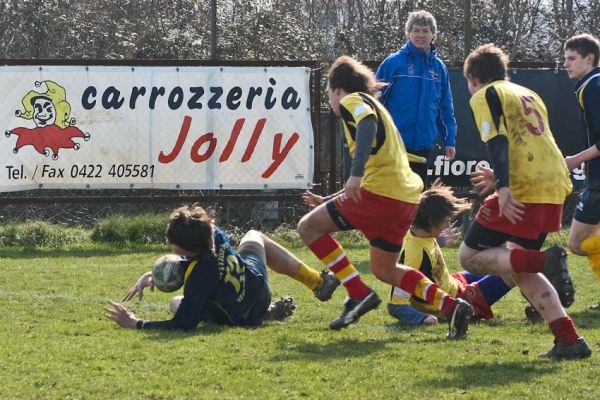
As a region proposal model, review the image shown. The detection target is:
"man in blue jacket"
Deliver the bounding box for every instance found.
[376,10,457,186]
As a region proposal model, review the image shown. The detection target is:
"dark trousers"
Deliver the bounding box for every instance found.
[406,148,431,188]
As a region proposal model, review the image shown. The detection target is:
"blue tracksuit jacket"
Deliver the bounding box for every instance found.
[376,41,457,152]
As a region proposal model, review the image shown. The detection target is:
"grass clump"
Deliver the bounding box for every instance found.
[0,221,88,247]
[91,213,167,244]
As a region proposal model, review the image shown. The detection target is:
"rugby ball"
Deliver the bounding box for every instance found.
[152,254,185,292]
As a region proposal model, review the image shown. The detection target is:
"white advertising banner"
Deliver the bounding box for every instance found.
[0,65,314,191]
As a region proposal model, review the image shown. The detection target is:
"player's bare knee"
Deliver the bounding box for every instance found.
[297,215,312,240]
[169,295,183,314]
[458,244,474,269]
[567,236,584,256]
[371,263,395,285]
[241,229,262,243]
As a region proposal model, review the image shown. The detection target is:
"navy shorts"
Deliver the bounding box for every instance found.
[574,189,600,225]
[464,221,546,251]
[239,252,271,325]
[241,253,269,285]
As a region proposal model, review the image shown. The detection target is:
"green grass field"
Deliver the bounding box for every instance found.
[1,236,600,399]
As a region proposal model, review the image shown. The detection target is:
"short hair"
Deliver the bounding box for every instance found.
[564,34,600,67]
[166,204,215,255]
[412,180,471,232]
[463,44,509,84]
[327,56,385,97]
[405,10,437,36]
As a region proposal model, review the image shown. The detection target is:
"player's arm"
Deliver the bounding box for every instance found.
[439,66,457,159]
[138,265,215,330]
[476,87,524,223]
[122,271,153,301]
[302,188,344,207]
[344,115,377,202]
[107,261,215,331]
[375,59,391,103]
[565,85,600,171]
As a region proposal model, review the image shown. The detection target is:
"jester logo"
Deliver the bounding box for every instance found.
[5,80,90,160]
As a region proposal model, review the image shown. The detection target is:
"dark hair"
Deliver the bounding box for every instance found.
[412,180,471,232]
[463,44,508,84]
[564,34,600,67]
[166,204,215,255]
[328,55,386,97]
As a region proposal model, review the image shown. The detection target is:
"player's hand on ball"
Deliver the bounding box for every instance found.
[302,190,325,207]
[105,300,140,329]
[123,271,153,301]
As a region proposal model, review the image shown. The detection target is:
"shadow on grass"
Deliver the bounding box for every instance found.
[269,336,397,362]
[568,309,600,329]
[139,322,227,341]
[416,361,559,389]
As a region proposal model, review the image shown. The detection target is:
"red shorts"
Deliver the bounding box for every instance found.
[475,195,563,240]
[326,187,417,252]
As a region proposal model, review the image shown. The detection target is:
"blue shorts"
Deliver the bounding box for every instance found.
[239,252,271,325]
[241,253,269,285]
[574,189,600,225]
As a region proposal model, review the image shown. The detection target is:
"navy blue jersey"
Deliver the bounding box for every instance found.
[576,67,600,190]
[140,227,270,330]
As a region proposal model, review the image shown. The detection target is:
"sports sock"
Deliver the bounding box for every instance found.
[399,268,457,317]
[587,254,600,281]
[509,249,545,274]
[581,235,600,254]
[581,236,600,280]
[549,317,579,345]
[476,275,512,306]
[308,234,370,299]
[292,262,322,290]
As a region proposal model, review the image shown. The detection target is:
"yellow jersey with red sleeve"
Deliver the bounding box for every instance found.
[469,80,572,204]
[339,92,423,204]
[389,230,460,314]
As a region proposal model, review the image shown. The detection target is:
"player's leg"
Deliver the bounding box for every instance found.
[567,219,599,256]
[462,223,589,359]
[569,219,600,288]
[297,199,372,303]
[567,189,600,308]
[237,231,284,323]
[169,295,183,314]
[388,286,438,325]
[456,271,513,320]
[260,232,339,301]
[370,247,472,339]
[460,221,574,307]
[569,189,600,257]
[514,271,591,359]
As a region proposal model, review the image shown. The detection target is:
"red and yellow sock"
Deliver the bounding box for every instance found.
[509,249,545,274]
[308,235,370,299]
[399,268,457,317]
